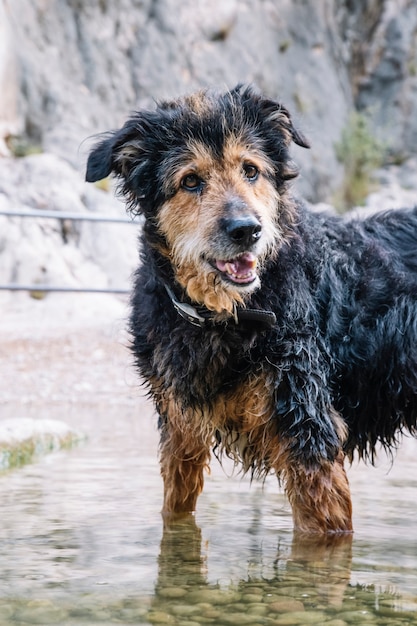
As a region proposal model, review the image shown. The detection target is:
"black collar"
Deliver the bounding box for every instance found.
[164,284,276,329]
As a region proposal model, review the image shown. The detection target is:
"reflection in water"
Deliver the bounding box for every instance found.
[0,417,416,624]
[153,516,353,620]
[148,516,417,626]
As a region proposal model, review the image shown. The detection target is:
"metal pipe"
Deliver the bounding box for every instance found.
[0,284,130,294]
[0,208,137,224]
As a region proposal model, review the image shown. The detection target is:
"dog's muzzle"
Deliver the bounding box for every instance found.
[213,214,262,285]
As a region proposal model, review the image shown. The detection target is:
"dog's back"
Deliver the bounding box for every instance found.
[314,207,417,458]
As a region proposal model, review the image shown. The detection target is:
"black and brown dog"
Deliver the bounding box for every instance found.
[86,85,417,533]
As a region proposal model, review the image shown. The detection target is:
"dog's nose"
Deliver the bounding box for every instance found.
[224,216,262,247]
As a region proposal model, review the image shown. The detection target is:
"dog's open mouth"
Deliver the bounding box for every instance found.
[214,252,258,285]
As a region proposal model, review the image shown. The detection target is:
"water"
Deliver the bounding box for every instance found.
[0,406,416,626]
[1,300,417,625]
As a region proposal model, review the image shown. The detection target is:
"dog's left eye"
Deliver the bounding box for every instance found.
[181,173,204,192]
[243,163,259,181]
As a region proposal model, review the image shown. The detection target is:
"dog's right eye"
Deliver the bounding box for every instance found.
[243,163,259,181]
[181,174,204,192]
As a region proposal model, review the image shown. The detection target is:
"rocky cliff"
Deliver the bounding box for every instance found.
[1,0,417,293]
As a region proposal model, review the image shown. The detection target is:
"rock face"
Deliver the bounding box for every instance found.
[344,0,417,159]
[0,1,20,154]
[2,0,417,197]
[1,0,417,292]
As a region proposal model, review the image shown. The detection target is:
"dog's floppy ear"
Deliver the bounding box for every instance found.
[85,121,144,183]
[261,99,311,149]
[237,85,310,149]
[85,133,116,183]
[281,106,310,149]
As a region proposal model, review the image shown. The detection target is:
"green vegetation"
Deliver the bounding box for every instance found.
[6,135,43,157]
[334,111,386,212]
[279,39,291,53]
[0,421,86,472]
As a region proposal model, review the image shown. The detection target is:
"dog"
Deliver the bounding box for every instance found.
[86,85,417,533]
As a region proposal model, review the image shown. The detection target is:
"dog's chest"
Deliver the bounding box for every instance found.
[159,324,262,405]
[203,369,277,471]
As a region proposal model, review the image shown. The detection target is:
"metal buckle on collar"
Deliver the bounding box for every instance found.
[164,284,206,327]
[164,283,277,329]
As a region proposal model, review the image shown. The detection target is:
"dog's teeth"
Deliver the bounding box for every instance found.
[215,254,257,283]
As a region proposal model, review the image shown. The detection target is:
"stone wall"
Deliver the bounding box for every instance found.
[2,0,417,197]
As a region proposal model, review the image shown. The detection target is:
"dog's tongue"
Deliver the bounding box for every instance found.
[216,252,258,283]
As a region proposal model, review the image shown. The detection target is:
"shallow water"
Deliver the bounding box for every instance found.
[0,400,417,626]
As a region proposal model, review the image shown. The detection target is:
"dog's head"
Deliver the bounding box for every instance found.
[86,85,309,314]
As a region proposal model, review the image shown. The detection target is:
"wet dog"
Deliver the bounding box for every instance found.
[86,85,417,533]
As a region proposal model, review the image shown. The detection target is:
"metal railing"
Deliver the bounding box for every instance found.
[0,207,138,294]
[0,208,134,223]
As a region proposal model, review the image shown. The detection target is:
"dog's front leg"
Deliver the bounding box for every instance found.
[159,421,211,518]
[275,364,353,533]
[283,451,353,534]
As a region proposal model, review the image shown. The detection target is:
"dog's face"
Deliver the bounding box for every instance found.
[86,86,309,314]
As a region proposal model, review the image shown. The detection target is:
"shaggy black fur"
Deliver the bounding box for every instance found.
[86,85,417,530]
[126,204,417,462]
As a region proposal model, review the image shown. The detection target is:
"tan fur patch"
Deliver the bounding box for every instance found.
[284,452,353,533]
[212,371,287,473]
[183,90,214,116]
[175,263,245,314]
